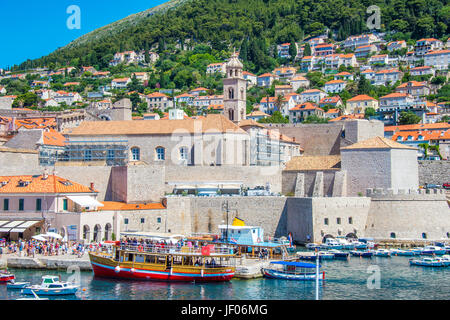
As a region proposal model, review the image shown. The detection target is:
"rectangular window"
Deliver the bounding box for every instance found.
[19,199,24,211]
[348,217,353,224]
[63,199,68,211]
[36,198,42,211]
[84,150,92,161]
[3,199,9,211]
[140,218,145,224]
[337,218,341,224]
[157,217,162,224]
[156,148,165,161]
[324,218,329,225]
[124,218,129,225]
[107,149,115,160]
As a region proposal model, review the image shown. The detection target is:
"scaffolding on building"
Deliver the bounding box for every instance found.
[57,140,129,166]
[251,132,282,166]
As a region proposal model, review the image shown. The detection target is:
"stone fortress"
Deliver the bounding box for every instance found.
[0,53,449,244]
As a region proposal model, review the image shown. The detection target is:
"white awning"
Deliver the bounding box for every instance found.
[10,220,42,233]
[0,221,11,227]
[0,220,25,232]
[66,195,104,207]
[0,220,42,233]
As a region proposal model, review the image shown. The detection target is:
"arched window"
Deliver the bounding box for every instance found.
[390,232,396,239]
[179,147,188,161]
[156,147,165,161]
[131,147,140,161]
[228,109,234,121]
[422,232,427,239]
[229,88,234,99]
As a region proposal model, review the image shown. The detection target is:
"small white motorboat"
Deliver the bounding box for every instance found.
[328,249,350,259]
[262,261,325,281]
[373,249,391,257]
[421,246,446,256]
[441,255,450,266]
[409,257,446,267]
[390,248,420,256]
[305,243,321,250]
[7,280,31,290]
[21,275,78,296]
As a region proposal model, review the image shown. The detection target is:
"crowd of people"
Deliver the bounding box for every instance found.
[0,238,107,259]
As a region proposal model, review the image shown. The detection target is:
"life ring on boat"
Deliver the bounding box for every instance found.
[130,268,135,274]
[138,245,144,252]
[257,237,262,243]
[115,266,121,273]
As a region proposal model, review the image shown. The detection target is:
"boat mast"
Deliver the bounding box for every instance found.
[315,248,319,300]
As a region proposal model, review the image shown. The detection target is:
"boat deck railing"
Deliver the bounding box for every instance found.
[117,244,235,256]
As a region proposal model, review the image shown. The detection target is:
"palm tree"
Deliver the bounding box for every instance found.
[274,94,285,113]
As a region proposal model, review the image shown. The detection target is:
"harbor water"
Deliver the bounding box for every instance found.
[1,254,449,300]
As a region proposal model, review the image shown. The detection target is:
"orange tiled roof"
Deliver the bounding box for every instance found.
[396,81,427,88]
[392,130,450,142]
[341,136,416,150]
[325,80,345,84]
[291,102,321,111]
[380,92,409,99]
[0,175,98,194]
[384,122,450,132]
[65,114,247,136]
[425,49,450,55]
[99,201,166,211]
[347,94,377,102]
[43,129,66,147]
[329,114,365,122]
[147,92,169,98]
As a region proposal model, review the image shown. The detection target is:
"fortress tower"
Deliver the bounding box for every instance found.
[223,51,247,123]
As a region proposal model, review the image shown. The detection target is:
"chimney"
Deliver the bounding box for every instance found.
[90,182,95,191]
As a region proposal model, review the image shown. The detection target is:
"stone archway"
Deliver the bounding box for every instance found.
[83,225,90,242]
[60,227,66,239]
[93,224,102,242]
[346,233,357,239]
[105,223,112,241]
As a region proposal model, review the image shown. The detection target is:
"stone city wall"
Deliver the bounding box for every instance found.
[286,197,371,243]
[282,170,339,196]
[364,189,450,241]
[164,165,283,194]
[418,160,450,185]
[164,196,288,237]
[119,209,168,234]
[265,123,343,156]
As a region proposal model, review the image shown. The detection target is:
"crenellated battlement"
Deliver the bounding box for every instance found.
[366,187,447,200]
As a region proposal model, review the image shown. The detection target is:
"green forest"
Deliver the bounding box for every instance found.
[14,0,449,74]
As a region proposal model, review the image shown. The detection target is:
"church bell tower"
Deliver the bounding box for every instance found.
[223,51,247,123]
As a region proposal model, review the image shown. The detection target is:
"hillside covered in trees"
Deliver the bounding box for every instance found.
[14,0,449,74]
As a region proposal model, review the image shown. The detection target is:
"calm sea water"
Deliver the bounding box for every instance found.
[1,254,449,300]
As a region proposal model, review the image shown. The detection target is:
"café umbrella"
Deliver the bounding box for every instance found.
[32,235,47,242]
[42,232,63,240]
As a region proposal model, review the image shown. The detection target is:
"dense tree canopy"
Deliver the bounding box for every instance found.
[12,0,449,73]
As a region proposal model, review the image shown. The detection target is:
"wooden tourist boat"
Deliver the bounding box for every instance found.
[89,241,236,282]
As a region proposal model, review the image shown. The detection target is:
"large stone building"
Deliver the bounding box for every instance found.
[62,114,251,167]
[341,136,419,196]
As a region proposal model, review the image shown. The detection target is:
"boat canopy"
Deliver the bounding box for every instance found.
[270,261,320,268]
